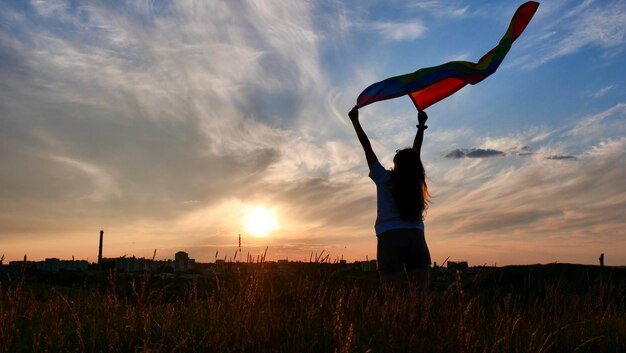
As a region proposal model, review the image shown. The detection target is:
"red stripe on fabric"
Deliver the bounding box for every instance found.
[410,77,467,110]
[511,2,539,41]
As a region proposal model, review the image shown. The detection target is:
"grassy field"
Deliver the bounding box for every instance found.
[1,263,625,352]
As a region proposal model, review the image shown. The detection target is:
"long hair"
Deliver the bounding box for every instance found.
[391,148,429,222]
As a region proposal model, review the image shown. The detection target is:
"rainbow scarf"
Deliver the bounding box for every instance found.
[356,1,539,111]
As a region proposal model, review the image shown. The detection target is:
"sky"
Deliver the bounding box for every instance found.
[1,0,625,266]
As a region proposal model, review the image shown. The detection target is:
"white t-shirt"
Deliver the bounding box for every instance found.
[369,160,424,235]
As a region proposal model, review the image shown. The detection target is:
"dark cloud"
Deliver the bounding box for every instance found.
[444,149,466,159]
[466,149,505,158]
[445,148,506,159]
[546,155,577,160]
[511,145,534,156]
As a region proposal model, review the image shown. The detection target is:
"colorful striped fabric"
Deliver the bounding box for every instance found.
[356,1,539,111]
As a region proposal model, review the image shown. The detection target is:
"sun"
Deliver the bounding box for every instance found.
[243,206,279,237]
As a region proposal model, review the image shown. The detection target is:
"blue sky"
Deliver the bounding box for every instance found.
[1,0,625,265]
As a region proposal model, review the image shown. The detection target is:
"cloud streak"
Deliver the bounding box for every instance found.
[445,148,505,159]
[516,0,626,69]
[370,21,427,41]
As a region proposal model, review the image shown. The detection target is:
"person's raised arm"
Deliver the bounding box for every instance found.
[349,106,378,169]
[413,110,428,156]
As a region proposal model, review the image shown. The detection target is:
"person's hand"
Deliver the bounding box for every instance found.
[348,106,359,122]
[418,110,428,125]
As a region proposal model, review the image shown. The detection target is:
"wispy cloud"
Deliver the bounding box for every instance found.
[518,0,626,68]
[49,155,122,201]
[370,21,426,41]
[444,52,471,62]
[408,1,471,18]
[426,106,626,264]
[569,103,626,143]
[594,84,615,98]
[434,141,625,258]
[0,2,344,246]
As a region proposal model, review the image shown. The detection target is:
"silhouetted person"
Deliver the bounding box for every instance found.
[599,253,604,267]
[349,106,431,291]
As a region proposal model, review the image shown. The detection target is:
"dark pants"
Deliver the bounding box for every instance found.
[377,228,431,272]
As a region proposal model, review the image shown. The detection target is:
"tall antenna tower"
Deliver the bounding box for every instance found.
[98,230,104,271]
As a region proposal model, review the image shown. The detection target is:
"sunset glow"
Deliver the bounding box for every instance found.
[0,1,625,265]
[243,207,279,238]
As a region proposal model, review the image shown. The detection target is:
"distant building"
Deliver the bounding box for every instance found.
[175,251,189,262]
[356,260,377,272]
[3,250,201,275]
[7,259,88,272]
[41,258,88,272]
[110,257,178,273]
[447,261,469,271]
[174,251,195,272]
[8,261,34,271]
[115,257,151,273]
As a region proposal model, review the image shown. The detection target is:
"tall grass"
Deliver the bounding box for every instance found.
[0,265,624,352]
